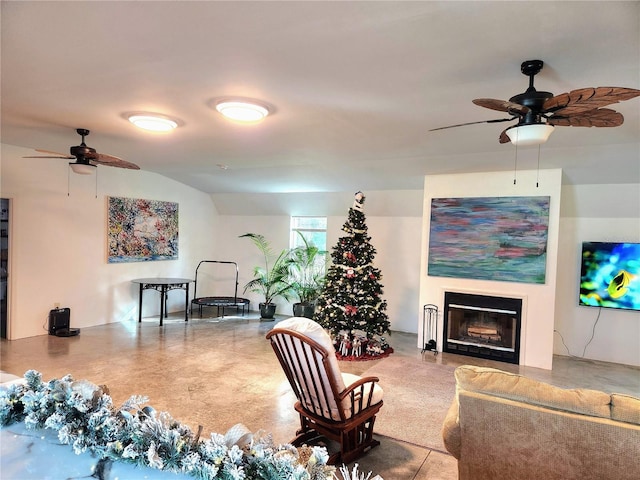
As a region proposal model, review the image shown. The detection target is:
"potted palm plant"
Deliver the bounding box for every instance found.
[240,233,294,320]
[288,233,327,318]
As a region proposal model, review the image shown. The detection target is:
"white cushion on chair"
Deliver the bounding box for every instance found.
[342,372,384,411]
[275,317,347,400]
[275,318,383,419]
[276,317,335,352]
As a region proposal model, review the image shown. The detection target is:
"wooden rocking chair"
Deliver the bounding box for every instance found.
[266,317,383,464]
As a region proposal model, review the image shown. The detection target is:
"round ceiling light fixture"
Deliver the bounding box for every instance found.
[213,98,271,123]
[125,112,180,132]
[69,162,97,175]
[505,123,554,146]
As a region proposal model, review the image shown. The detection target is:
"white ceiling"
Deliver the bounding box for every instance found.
[2,1,639,194]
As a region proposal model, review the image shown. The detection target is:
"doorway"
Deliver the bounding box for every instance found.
[1,198,9,338]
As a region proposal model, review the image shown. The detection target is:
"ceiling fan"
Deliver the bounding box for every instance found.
[24,128,140,174]
[430,60,640,145]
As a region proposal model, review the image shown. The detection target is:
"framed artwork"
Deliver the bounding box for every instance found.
[428,196,550,284]
[107,197,178,263]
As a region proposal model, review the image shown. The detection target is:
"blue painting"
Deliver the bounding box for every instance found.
[428,196,550,284]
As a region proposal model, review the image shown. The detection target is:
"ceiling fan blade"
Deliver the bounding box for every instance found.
[90,152,140,170]
[429,117,516,132]
[473,98,530,116]
[94,159,140,170]
[25,129,140,171]
[543,87,640,116]
[35,148,74,157]
[498,128,511,144]
[548,108,624,127]
[24,149,74,159]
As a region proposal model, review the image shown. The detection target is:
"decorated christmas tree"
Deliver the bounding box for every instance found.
[314,192,391,359]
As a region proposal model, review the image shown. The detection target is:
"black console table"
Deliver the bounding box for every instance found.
[131,278,194,326]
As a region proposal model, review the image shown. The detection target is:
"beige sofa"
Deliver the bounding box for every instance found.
[442,365,640,480]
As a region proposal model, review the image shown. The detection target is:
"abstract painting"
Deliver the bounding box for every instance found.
[428,196,550,284]
[107,197,178,263]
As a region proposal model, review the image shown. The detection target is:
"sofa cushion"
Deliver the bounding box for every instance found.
[611,393,640,425]
[455,365,611,419]
[454,389,640,480]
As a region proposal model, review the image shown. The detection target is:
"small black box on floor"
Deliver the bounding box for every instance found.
[48,308,80,337]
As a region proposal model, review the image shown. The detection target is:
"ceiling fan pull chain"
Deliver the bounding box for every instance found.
[513,133,519,185]
[536,144,541,188]
[67,166,71,196]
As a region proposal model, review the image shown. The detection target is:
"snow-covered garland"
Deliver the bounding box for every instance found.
[0,370,382,480]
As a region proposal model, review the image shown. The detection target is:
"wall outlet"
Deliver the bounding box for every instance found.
[54,302,60,309]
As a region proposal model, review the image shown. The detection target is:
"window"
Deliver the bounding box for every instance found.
[290,216,327,251]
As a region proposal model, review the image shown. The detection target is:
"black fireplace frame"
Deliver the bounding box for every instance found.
[443,291,522,364]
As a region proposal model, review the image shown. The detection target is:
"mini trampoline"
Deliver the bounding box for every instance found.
[190,261,250,318]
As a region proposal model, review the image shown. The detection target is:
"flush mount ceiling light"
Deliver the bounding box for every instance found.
[505,124,555,146]
[213,98,270,123]
[125,112,180,132]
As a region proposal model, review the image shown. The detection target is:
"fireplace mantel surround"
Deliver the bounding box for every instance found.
[418,169,563,370]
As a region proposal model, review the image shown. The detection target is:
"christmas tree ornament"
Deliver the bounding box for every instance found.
[314,191,392,360]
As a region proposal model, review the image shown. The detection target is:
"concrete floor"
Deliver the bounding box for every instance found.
[2,310,639,479]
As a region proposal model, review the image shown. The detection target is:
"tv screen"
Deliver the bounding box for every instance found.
[579,242,640,311]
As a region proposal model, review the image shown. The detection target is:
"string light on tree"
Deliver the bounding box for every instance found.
[314,191,391,359]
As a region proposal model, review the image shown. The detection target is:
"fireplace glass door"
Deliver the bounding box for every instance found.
[443,292,522,364]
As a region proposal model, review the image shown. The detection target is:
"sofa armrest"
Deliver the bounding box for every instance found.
[441,394,461,459]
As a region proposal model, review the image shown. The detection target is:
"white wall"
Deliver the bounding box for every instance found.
[213,211,423,333]
[555,218,640,366]
[210,215,293,315]
[357,216,423,333]
[418,169,563,370]
[213,180,639,368]
[210,190,424,217]
[554,183,640,367]
[1,143,218,339]
[3,140,637,367]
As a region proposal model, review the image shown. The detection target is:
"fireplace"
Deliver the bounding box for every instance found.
[443,291,522,364]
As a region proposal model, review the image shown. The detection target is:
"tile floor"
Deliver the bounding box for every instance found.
[1,311,638,479]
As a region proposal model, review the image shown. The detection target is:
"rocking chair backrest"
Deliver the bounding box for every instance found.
[267,317,347,421]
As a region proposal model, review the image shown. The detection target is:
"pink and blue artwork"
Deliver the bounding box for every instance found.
[107,197,179,263]
[428,196,550,284]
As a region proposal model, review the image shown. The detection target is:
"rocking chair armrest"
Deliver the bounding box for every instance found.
[340,375,379,394]
[339,375,381,409]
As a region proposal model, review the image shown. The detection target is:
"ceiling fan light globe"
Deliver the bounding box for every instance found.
[506,124,554,146]
[69,163,96,175]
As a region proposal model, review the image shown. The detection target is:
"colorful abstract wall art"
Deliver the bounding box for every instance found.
[428,196,550,284]
[107,197,178,263]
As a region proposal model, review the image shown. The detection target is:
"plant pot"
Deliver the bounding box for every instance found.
[293,302,315,319]
[259,302,277,320]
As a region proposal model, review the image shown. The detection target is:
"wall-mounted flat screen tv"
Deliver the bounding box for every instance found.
[579,242,640,311]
